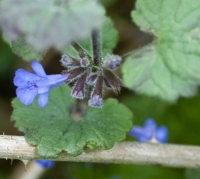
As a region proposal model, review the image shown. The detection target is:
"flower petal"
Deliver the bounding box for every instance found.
[38,92,49,107]
[36,160,54,168]
[37,86,50,94]
[14,69,36,87]
[144,118,157,131]
[16,87,37,105]
[128,126,153,142]
[43,74,69,89]
[31,60,46,78]
[155,126,168,143]
[46,74,64,88]
[88,95,102,108]
[14,76,28,88]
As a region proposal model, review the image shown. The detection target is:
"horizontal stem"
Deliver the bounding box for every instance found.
[1,135,200,168]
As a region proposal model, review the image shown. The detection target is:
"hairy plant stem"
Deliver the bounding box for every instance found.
[91,29,102,67]
[1,135,200,168]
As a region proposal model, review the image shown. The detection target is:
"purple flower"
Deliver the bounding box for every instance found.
[88,94,103,107]
[128,118,168,143]
[103,54,121,69]
[35,160,54,168]
[88,75,103,108]
[13,60,69,107]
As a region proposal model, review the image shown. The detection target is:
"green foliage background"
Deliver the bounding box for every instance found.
[0,0,200,179]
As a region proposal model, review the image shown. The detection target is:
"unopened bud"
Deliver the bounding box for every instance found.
[103,54,121,69]
[89,75,103,108]
[88,95,102,108]
[60,55,80,68]
[80,57,90,67]
[79,51,90,67]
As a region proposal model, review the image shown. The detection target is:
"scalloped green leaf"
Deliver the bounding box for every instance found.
[0,0,105,51]
[11,85,132,158]
[63,17,119,58]
[11,37,45,61]
[122,0,200,102]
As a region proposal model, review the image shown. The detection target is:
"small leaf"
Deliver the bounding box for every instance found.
[11,37,45,61]
[122,0,200,102]
[0,0,105,51]
[11,85,132,158]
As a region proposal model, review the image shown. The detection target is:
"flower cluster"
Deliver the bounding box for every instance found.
[13,60,69,107]
[13,50,123,108]
[61,52,123,108]
[128,118,168,143]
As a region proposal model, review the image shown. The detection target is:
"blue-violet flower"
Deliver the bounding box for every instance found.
[35,160,54,168]
[128,118,168,143]
[14,60,69,107]
[103,54,121,69]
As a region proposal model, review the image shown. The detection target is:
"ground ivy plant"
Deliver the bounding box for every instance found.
[0,0,200,161]
[0,0,133,158]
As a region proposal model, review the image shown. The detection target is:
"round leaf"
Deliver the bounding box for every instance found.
[11,85,133,158]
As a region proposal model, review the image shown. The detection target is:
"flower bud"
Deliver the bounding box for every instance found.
[103,54,121,69]
[89,75,103,108]
[79,51,90,67]
[60,55,80,68]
